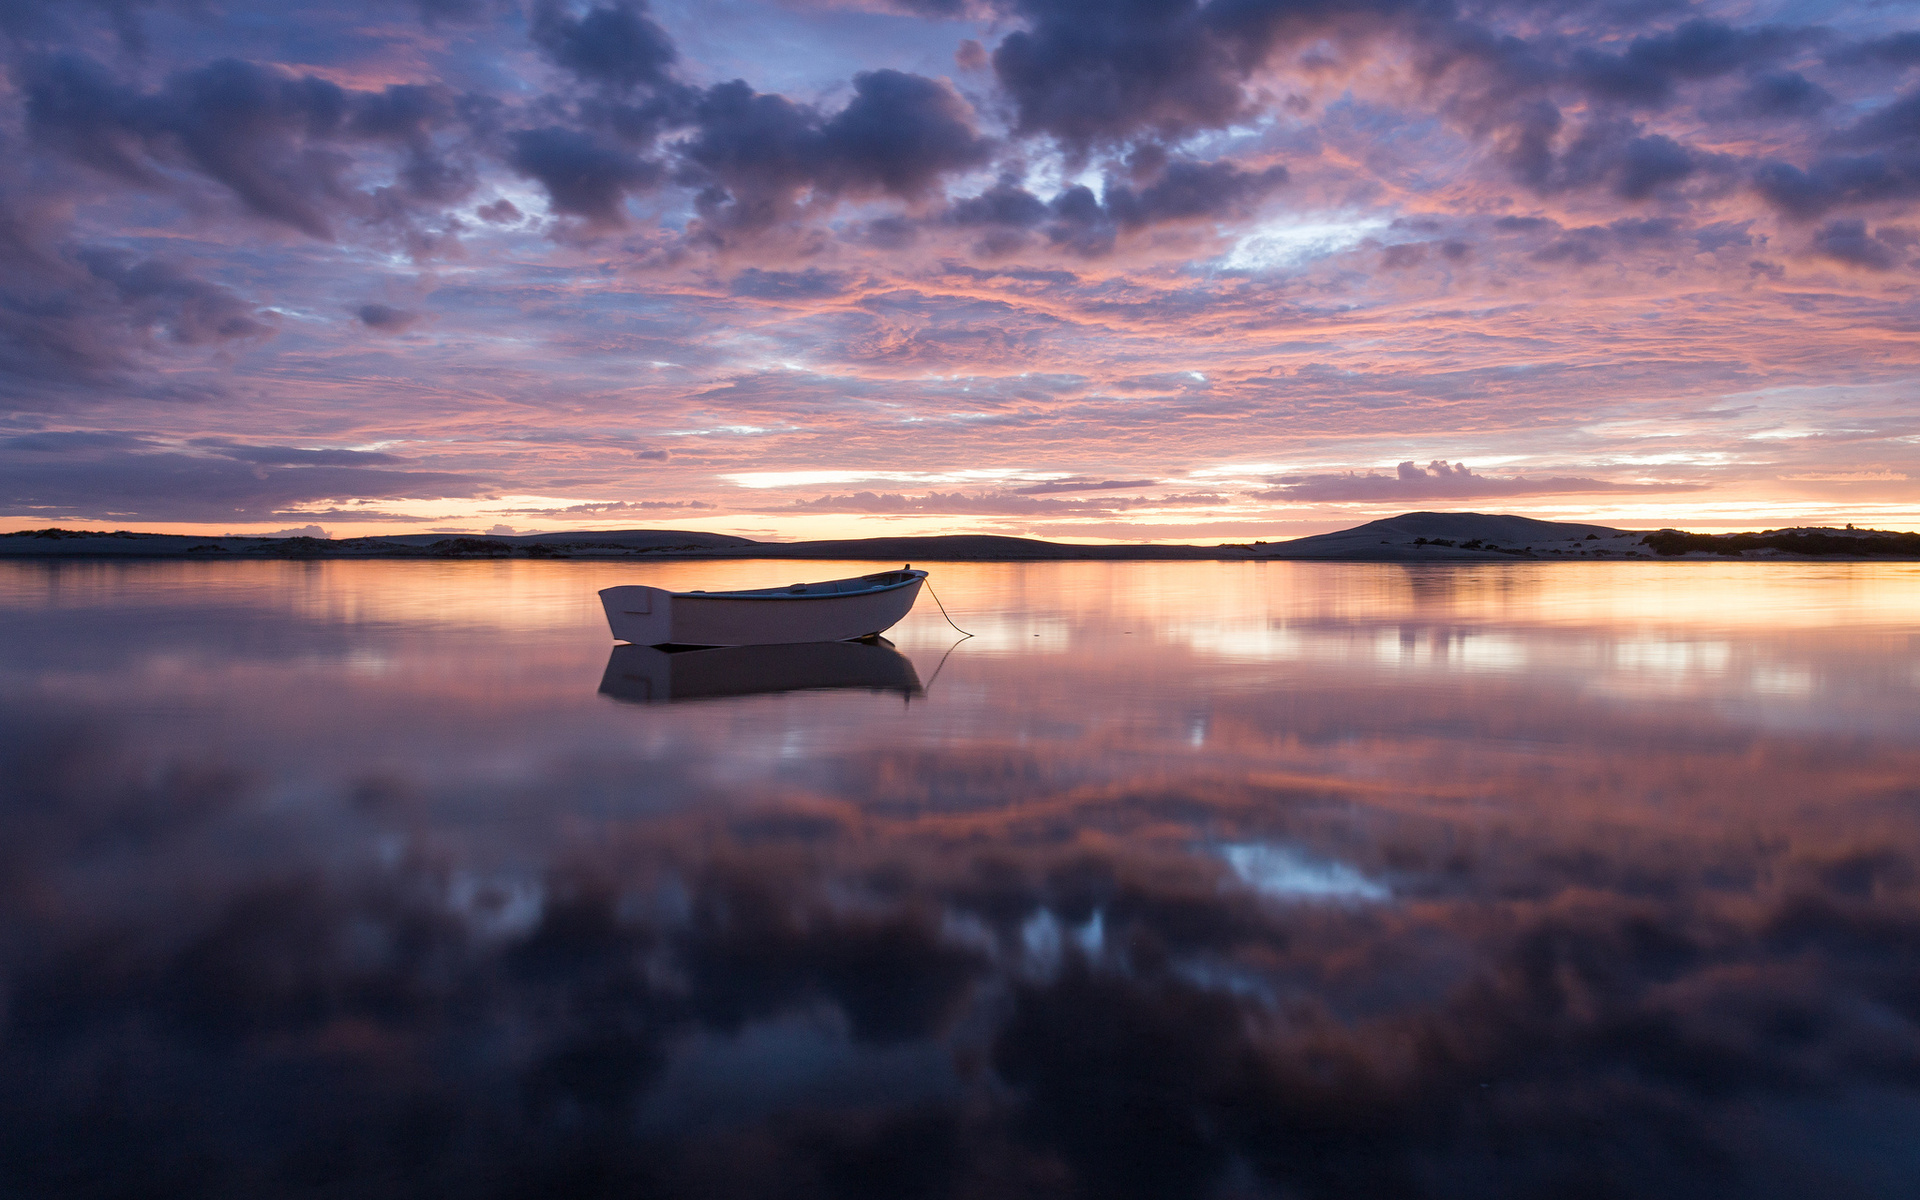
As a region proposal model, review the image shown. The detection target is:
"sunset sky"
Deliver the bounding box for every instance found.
[3,0,1919,541]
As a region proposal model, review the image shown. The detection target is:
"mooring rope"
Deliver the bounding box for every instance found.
[923,577,973,638]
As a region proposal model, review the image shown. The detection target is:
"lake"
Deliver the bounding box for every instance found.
[4,558,1920,1198]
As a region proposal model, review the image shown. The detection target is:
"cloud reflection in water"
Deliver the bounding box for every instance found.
[2,560,1919,1197]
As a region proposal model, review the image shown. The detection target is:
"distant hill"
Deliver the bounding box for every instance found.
[1256,511,1638,560]
[0,528,755,558]
[3,514,1915,561]
[681,534,1231,561]
[0,528,1249,561]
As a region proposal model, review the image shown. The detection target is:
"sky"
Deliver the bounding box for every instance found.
[2,0,1919,541]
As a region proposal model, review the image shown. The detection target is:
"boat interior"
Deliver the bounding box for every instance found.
[679,568,924,598]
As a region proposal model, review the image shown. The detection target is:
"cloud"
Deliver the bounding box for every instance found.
[354,303,423,332]
[4,0,1920,536]
[24,55,477,238]
[787,489,1222,515]
[188,439,406,466]
[729,268,849,299]
[986,0,1413,152]
[1012,477,1157,494]
[0,192,274,402]
[0,433,491,521]
[1780,470,1907,482]
[1808,218,1902,270]
[1734,72,1833,119]
[1827,32,1920,69]
[510,126,665,226]
[1253,460,1700,503]
[76,251,275,346]
[530,0,678,93]
[1751,88,1920,219]
[1567,19,1803,109]
[681,69,990,238]
[499,499,717,516]
[944,158,1286,258]
[1381,243,1426,269]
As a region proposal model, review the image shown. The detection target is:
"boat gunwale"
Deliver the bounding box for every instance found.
[668,569,925,602]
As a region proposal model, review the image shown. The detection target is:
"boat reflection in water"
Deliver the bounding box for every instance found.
[597,635,923,704]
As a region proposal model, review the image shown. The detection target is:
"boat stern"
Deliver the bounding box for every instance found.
[599,585,674,644]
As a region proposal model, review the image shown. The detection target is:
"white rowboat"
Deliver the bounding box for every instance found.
[600,567,927,646]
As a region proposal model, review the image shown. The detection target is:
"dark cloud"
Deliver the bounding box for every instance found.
[1487,215,1736,267]
[816,69,992,198]
[0,0,161,52]
[1254,459,1694,502]
[1612,132,1696,198]
[1012,477,1156,494]
[948,179,1050,229]
[1826,32,1920,70]
[988,0,1419,152]
[1752,89,1920,219]
[1754,155,1920,221]
[1609,215,1681,241]
[983,0,1810,213]
[858,214,920,248]
[411,0,494,23]
[1534,227,1609,265]
[1569,19,1802,109]
[1691,220,1752,251]
[1045,184,1115,255]
[24,55,476,238]
[946,158,1284,258]
[354,303,422,332]
[681,70,991,238]
[1424,16,1831,204]
[1381,242,1426,269]
[1493,215,1555,233]
[77,250,275,345]
[475,198,522,223]
[1104,157,1288,226]
[188,438,407,466]
[788,489,1220,515]
[1735,72,1833,119]
[729,268,849,299]
[500,498,716,515]
[0,434,490,521]
[1809,218,1899,270]
[531,0,678,93]
[510,126,664,226]
[1510,116,1700,200]
[1840,88,1920,152]
[955,36,989,71]
[0,181,274,402]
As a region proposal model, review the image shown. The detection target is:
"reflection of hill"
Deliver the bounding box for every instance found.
[598,638,922,704]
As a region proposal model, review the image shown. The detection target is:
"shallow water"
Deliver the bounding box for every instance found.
[4,559,1920,1198]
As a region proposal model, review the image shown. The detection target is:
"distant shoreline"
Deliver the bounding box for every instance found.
[6,512,1919,562]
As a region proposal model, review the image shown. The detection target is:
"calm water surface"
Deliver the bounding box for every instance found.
[5,559,1920,1198]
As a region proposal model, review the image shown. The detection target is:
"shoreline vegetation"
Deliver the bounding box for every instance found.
[4,511,1919,562]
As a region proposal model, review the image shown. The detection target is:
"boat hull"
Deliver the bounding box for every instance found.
[600,573,925,646]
